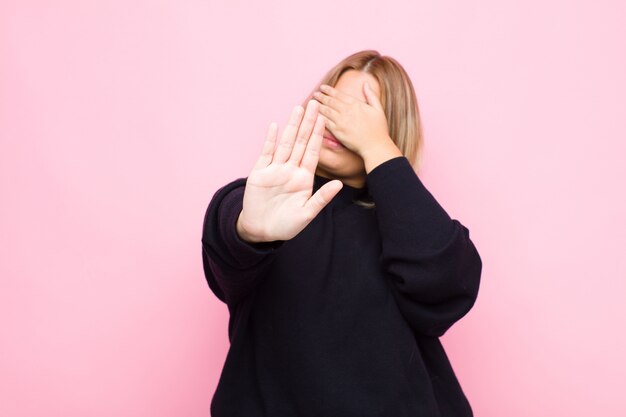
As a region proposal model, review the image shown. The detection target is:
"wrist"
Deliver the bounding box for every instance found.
[236,211,264,243]
[360,137,403,174]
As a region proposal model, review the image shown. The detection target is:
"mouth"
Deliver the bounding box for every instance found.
[322,133,345,149]
[323,131,343,145]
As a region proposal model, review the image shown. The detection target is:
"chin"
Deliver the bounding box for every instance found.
[318,149,342,169]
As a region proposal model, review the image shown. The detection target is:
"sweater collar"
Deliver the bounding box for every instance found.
[313,174,371,205]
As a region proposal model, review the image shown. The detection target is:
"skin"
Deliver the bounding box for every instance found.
[312,69,403,188]
[235,70,403,243]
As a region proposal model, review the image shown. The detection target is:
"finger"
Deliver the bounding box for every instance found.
[253,121,278,170]
[318,104,340,125]
[303,179,343,221]
[312,90,345,112]
[273,105,304,164]
[300,114,325,174]
[363,81,384,111]
[319,84,357,104]
[319,114,337,132]
[288,99,319,166]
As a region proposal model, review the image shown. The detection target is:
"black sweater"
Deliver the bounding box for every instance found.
[201,156,482,417]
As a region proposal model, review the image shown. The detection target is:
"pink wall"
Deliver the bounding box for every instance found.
[1,1,625,416]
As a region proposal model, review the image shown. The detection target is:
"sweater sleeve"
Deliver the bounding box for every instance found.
[366,156,483,338]
[201,177,285,307]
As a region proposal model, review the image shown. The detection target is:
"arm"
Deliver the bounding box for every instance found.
[201,178,284,307]
[366,156,483,338]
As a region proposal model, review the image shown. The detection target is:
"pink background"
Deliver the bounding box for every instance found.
[1,1,625,416]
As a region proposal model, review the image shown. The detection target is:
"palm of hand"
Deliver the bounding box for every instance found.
[238,100,343,243]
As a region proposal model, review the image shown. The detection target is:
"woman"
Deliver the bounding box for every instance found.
[202,50,482,417]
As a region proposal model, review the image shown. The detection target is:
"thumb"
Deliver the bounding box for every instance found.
[304,180,343,219]
[364,82,383,111]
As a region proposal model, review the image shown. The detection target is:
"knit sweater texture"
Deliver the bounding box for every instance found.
[201,155,482,417]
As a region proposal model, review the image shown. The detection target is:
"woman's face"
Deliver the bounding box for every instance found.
[314,70,382,189]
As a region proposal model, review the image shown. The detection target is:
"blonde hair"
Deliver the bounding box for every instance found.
[302,50,425,208]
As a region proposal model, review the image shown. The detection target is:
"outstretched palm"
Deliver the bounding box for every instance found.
[237,100,343,243]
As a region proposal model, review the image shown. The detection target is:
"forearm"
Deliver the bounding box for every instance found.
[365,155,482,337]
[202,181,284,306]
